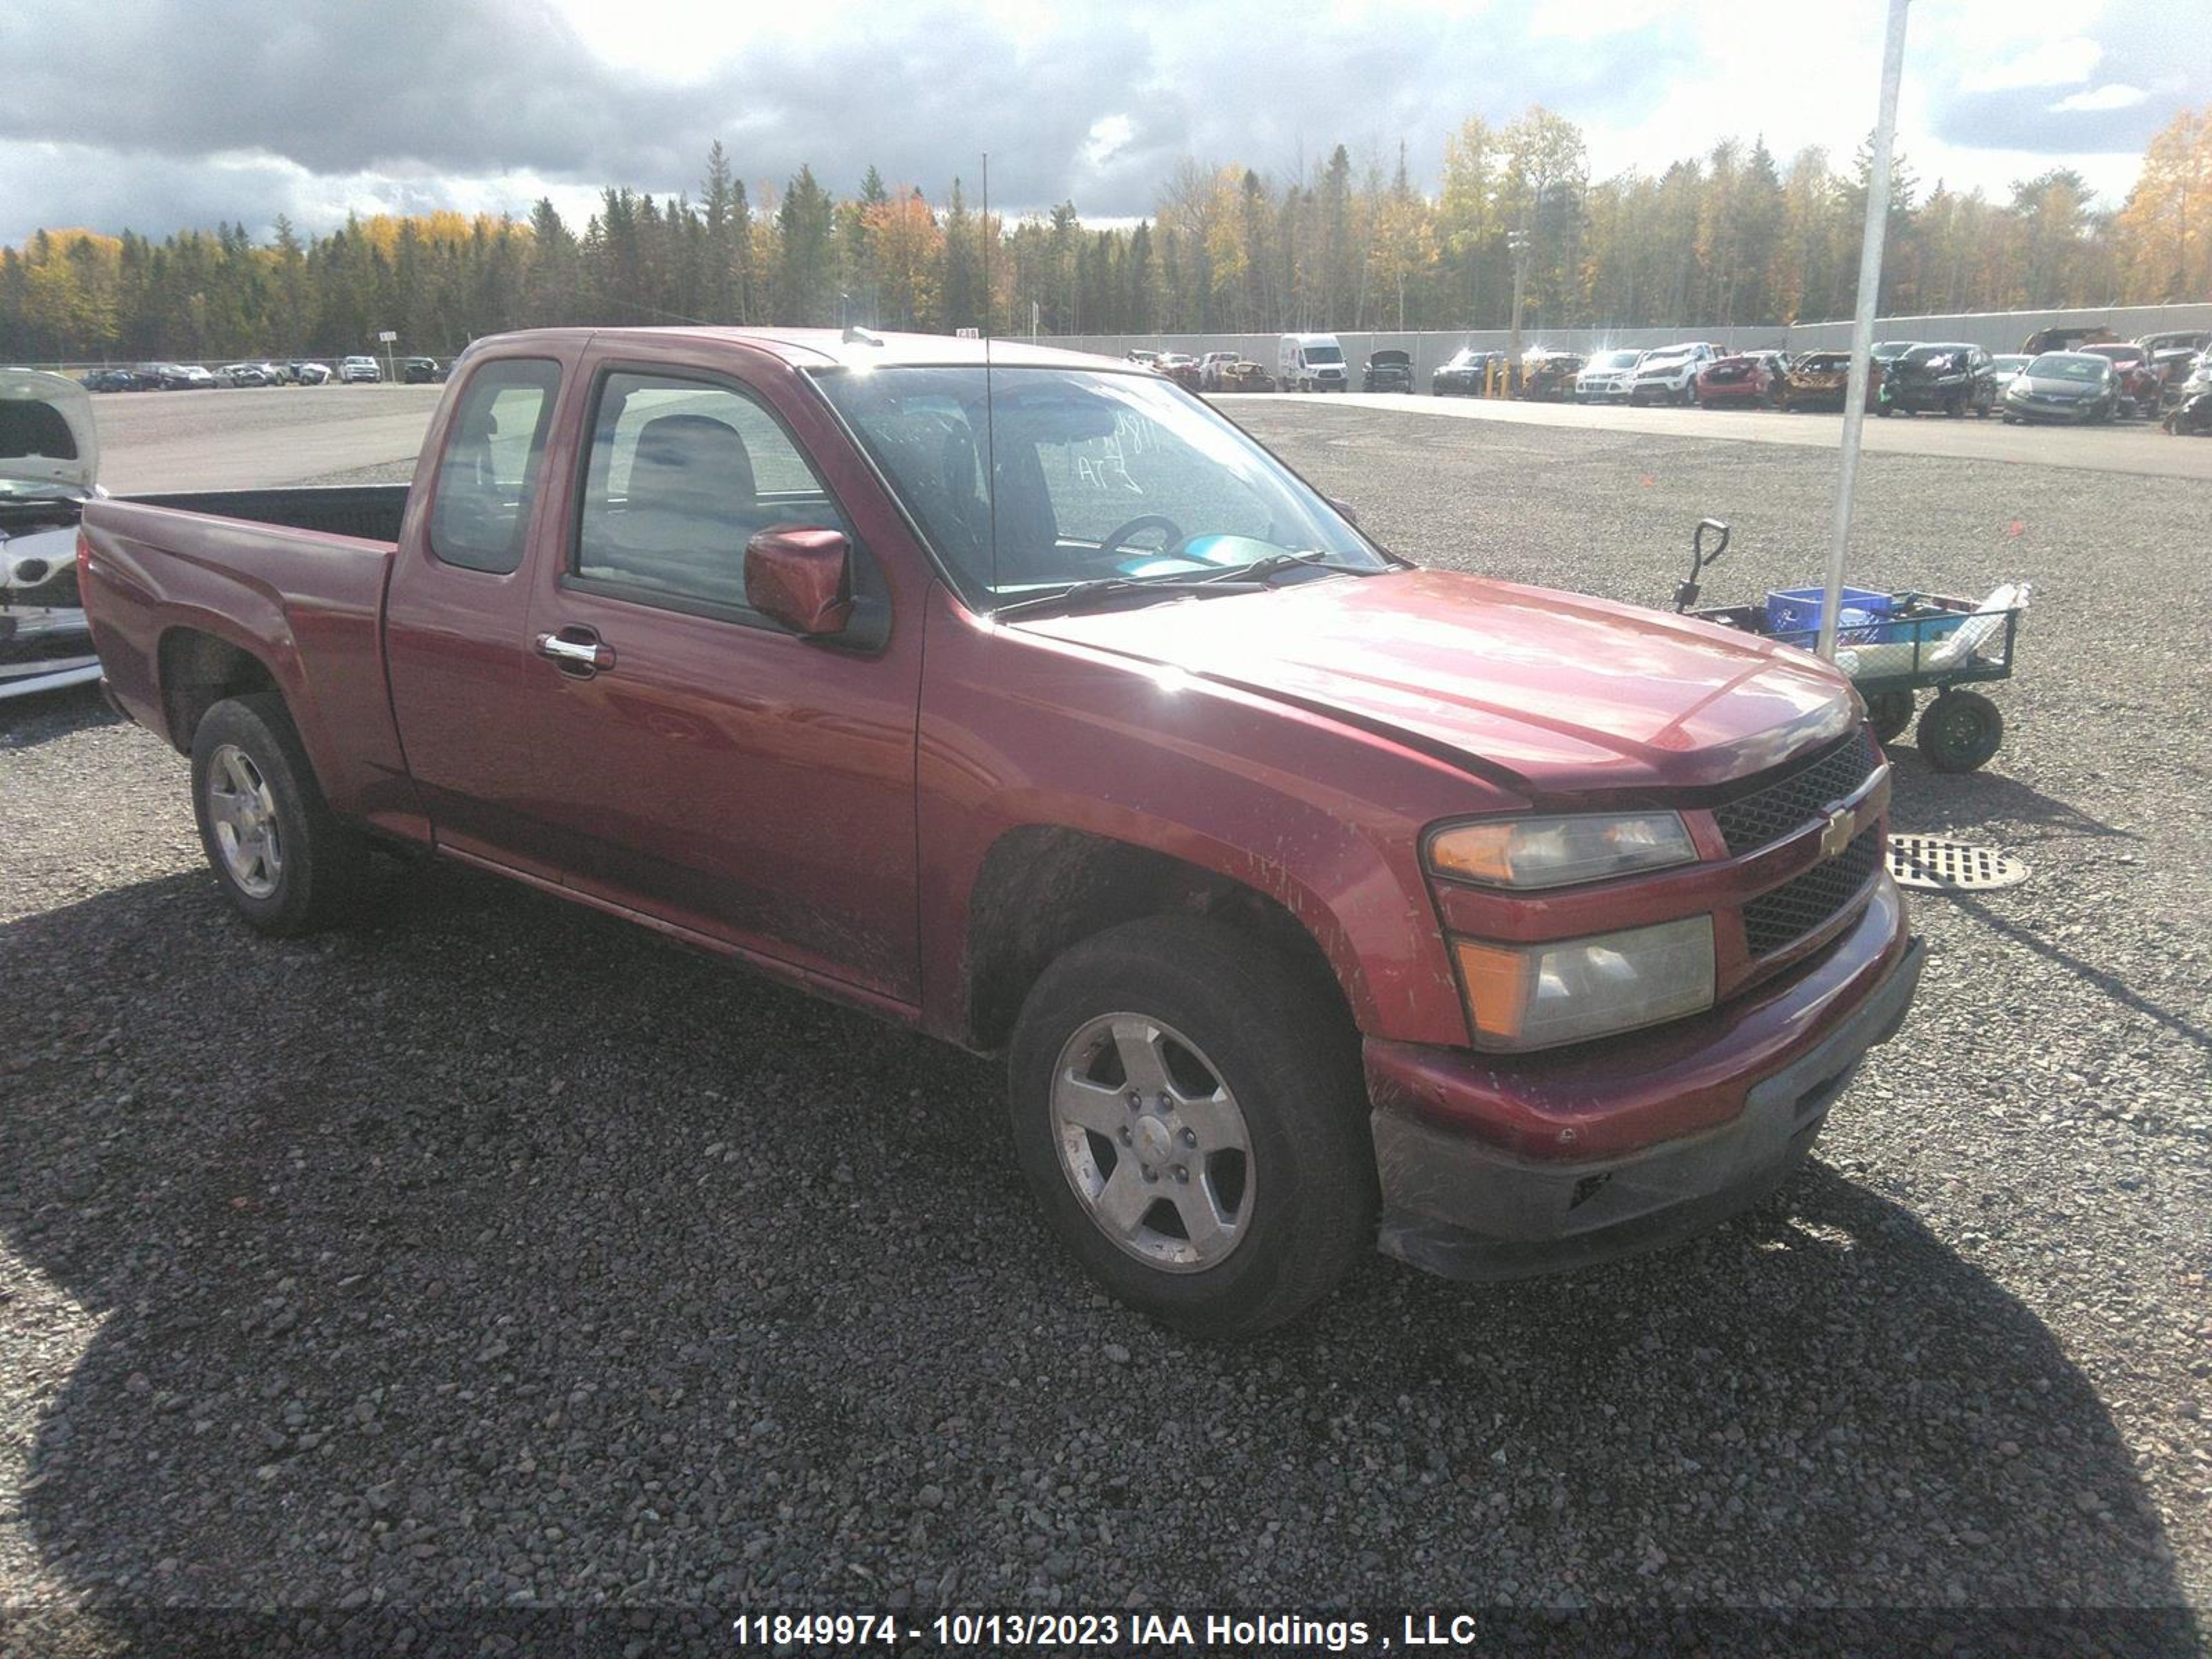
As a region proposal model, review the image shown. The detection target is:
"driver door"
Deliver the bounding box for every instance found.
[516,353,926,1004]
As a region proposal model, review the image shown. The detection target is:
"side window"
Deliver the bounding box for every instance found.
[428,359,561,574]
[572,371,852,613]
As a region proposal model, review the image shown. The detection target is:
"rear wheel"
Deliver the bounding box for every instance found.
[1007,915,1375,1338]
[191,691,372,934]
[1917,690,2003,774]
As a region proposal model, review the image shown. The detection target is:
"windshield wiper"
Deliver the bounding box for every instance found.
[991,575,1264,622]
[1195,549,1361,584]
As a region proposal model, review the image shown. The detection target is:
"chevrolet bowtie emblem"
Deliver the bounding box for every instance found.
[1819,805,1855,859]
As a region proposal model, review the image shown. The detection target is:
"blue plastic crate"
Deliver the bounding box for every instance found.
[1765,585,1893,644]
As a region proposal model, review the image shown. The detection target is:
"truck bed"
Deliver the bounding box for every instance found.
[79,486,417,837]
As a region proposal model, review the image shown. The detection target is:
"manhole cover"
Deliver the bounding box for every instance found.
[1886,834,2030,892]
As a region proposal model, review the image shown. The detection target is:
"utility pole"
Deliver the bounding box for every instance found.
[1506,228,1531,395]
[1817,0,1911,663]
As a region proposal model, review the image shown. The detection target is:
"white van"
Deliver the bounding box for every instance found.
[1277,333,1349,393]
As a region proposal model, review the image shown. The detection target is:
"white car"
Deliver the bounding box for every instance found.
[339,355,383,384]
[1,371,102,700]
[1574,348,1645,403]
[1629,343,1723,405]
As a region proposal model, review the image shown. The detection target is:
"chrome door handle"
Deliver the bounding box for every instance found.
[535,630,616,673]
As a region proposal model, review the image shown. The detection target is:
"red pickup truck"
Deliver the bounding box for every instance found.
[79,327,1921,1335]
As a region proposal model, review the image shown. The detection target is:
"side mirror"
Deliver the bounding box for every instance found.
[1327,497,1359,526]
[744,526,853,635]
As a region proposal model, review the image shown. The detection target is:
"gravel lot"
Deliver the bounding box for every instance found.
[3,400,2208,1654]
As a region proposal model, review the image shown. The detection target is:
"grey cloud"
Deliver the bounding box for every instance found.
[1926,0,2209,164]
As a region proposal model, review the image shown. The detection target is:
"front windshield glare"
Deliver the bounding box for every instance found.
[2029,355,2103,382]
[815,366,1383,602]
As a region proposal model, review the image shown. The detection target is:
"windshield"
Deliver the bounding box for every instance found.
[1797,355,1850,373]
[1589,350,1640,371]
[1302,344,1344,364]
[1447,350,1485,367]
[816,365,1384,606]
[2027,355,2107,382]
[1991,355,2029,373]
[1641,350,1687,366]
[1903,345,1967,366]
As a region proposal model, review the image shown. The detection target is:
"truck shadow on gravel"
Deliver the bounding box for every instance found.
[0,868,2195,1640]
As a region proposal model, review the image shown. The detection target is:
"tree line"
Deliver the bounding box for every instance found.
[3,106,2207,366]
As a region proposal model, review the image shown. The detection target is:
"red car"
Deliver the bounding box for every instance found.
[2076,343,2162,419]
[1696,352,1785,408]
[79,328,1920,1335]
[1154,352,1203,392]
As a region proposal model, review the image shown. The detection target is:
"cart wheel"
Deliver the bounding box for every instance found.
[1917,691,2003,773]
[1865,690,1915,744]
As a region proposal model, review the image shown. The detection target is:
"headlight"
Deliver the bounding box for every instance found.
[1454,916,1716,1051]
[1427,812,1697,890]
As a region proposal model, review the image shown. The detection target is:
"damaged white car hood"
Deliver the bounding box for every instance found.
[1,368,99,496]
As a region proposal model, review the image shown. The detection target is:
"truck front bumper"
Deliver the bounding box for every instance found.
[1367,880,1922,1282]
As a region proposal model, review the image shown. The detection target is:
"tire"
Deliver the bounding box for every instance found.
[1865,690,1915,745]
[1006,915,1376,1338]
[1916,690,2003,774]
[191,691,372,934]
[1875,404,1893,418]
[1946,394,1965,418]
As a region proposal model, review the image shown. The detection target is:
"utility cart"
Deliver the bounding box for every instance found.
[1671,518,2028,773]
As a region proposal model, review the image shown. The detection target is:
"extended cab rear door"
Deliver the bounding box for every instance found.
[512,337,927,1007]
[384,339,588,877]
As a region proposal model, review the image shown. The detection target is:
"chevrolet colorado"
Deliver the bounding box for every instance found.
[79,327,1921,1334]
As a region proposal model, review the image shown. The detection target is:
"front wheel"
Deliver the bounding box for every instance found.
[191,691,372,934]
[1917,690,2004,773]
[1007,915,1375,1338]
[1866,689,1915,744]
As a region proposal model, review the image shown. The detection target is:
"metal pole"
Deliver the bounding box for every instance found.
[1506,229,1529,395]
[1819,0,1911,661]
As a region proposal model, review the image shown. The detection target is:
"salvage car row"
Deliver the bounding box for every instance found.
[77,354,444,391]
[1125,326,2212,432]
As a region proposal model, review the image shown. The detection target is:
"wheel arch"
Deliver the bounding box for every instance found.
[957,824,1362,1056]
[157,625,284,756]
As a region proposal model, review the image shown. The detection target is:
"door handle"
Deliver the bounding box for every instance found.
[536,629,616,675]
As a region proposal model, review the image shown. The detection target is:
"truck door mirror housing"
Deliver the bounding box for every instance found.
[1327,497,1359,526]
[744,526,854,635]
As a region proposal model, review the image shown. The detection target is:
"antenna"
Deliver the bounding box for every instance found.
[981,151,999,603]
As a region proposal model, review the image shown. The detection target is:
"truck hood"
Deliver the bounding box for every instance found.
[1016,568,1857,795]
[0,370,98,495]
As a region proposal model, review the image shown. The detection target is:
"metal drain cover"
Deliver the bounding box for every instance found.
[1886,834,2030,892]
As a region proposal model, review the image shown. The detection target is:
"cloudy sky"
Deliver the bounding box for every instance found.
[1,0,2203,246]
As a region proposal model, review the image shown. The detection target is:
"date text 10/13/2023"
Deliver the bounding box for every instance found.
[731,1611,1488,1650]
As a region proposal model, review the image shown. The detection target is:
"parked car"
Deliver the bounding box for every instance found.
[1153,353,1202,392]
[1211,359,1274,393]
[1778,350,1880,413]
[79,367,147,393]
[1694,351,1786,409]
[77,326,1922,1336]
[2021,324,2115,355]
[1362,348,1414,393]
[1277,332,1348,393]
[2164,387,2212,435]
[1573,348,1644,403]
[1431,347,1500,396]
[2137,330,2212,409]
[158,363,218,390]
[219,362,274,387]
[1519,348,1584,401]
[1125,350,1161,369]
[1629,342,1723,405]
[339,355,383,384]
[2000,352,2119,424]
[1880,343,1997,418]
[1,370,102,700]
[288,360,333,386]
[1196,351,1239,391]
[1987,354,2032,396]
[2074,343,2161,418]
[2179,349,2212,403]
[400,356,442,384]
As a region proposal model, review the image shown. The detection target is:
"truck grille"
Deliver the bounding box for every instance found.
[1712,728,1880,857]
[1742,825,1884,957]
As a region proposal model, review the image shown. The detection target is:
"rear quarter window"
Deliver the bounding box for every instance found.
[428,359,562,574]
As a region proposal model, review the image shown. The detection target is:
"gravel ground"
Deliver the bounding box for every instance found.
[2,403,2208,1654]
